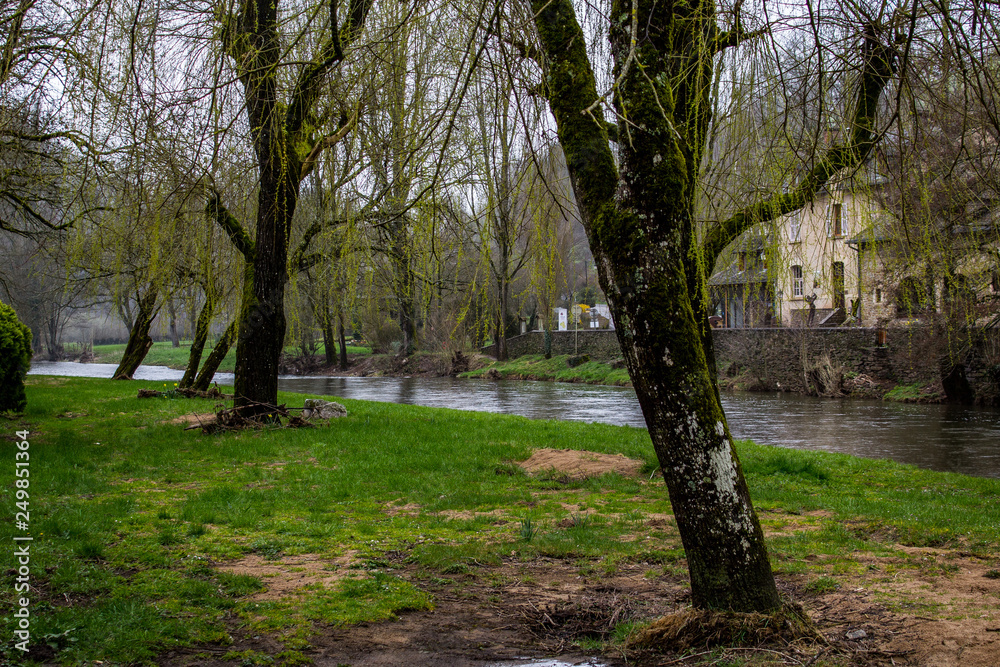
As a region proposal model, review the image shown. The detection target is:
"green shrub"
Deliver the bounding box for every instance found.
[0,301,32,413]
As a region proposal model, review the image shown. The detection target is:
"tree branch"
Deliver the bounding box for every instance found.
[286,0,373,138]
[712,0,767,53]
[299,110,358,180]
[207,190,255,260]
[0,0,37,86]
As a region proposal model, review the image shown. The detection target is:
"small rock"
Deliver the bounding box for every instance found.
[301,398,347,420]
[846,628,867,640]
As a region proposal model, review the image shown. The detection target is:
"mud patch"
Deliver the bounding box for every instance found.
[518,449,644,480]
[216,552,360,600]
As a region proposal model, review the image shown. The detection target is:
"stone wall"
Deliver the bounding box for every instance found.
[486,326,1000,402]
[483,330,622,360]
[713,326,999,400]
[712,327,918,393]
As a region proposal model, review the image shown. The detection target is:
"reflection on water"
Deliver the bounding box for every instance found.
[28,361,1000,478]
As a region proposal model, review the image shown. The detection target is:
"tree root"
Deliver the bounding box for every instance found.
[191,401,314,433]
[628,602,825,652]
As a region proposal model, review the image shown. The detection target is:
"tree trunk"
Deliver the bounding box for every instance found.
[495,275,509,361]
[180,293,215,388]
[113,287,159,380]
[529,0,783,611]
[338,312,348,370]
[390,244,417,356]
[217,0,371,411]
[234,183,293,409]
[44,312,62,361]
[167,297,180,347]
[530,0,896,611]
[320,300,337,366]
[193,317,238,392]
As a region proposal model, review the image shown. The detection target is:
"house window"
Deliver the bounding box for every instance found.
[788,211,801,242]
[827,202,844,237]
[875,287,883,303]
[791,265,804,297]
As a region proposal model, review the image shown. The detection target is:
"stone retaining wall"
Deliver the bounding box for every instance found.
[483,330,622,360]
[485,326,1000,403]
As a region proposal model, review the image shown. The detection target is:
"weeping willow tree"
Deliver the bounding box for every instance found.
[518,0,908,610]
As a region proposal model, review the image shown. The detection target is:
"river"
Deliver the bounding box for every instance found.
[28,361,1000,479]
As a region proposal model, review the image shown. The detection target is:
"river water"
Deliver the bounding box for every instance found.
[28,361,1000,479]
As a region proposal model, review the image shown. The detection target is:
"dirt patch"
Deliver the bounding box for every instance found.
[161,546,1000,667]
[165,414,218,426]
[437,508,511,523]
[799,546,1000,666]
[518,448,644,480]
[760,508,833,537]
[384,501,422,517]
[216,552,360,601]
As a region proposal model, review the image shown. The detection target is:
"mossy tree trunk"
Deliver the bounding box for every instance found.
[389,239,417,356]
[113,286,160,380]
[215,0,370,411]
[529,0,896,611]
[179,292,215,388]
[192,317,238,392]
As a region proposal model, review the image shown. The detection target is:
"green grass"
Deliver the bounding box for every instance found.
[90,341,371,371]
[882,381,942,403]
[462,354,633,385]
[3,376,1000,664]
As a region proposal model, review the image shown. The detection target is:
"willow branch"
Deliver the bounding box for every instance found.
[207,190,255,260]
[299,110,357,180]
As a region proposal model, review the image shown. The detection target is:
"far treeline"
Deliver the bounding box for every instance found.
[3,0,1000,614]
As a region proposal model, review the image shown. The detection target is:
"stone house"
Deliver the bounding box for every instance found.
[710,183,1000,327]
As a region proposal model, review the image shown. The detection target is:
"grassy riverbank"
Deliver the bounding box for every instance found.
[86,341,372,373]
[463,354,633,386]
[3,377,1000,665]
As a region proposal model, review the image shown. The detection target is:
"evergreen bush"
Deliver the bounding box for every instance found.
[0,301,32,412]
